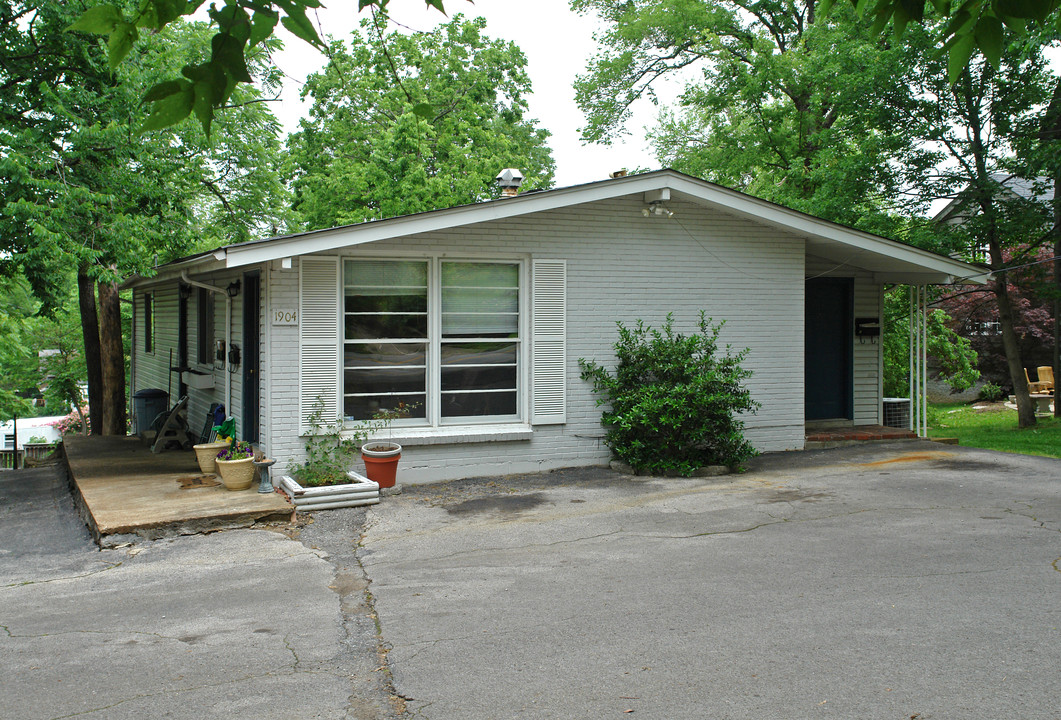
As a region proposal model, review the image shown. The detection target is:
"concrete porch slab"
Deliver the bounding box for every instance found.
[805,424,918,449]
[63,435,291,544]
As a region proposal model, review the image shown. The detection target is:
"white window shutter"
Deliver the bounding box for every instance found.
[299,256,340,435]
[531,259,566,424]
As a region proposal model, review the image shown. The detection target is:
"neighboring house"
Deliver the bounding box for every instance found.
[1,416,63,450]
[933,174,1055,384]
[122,169,983,483]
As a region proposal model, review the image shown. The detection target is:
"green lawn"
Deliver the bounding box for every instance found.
[928,402,1061,459]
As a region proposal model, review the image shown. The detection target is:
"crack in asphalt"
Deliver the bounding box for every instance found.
[293,509,408,719]
[283,632,300,670]
[3,561,123,588]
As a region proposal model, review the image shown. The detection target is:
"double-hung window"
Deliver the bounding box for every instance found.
[342,258,522,426]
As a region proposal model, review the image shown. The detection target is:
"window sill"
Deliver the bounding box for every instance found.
[359,424,534,447]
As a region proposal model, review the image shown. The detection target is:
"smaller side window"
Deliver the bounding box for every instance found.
[197,288,215,364]
[144,292,154,353]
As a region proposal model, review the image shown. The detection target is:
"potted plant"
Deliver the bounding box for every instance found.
[194,417,237,473]
[215,440,256,491]
[193,440,231,473]
[360,402,416,488]
[360,441,402,488]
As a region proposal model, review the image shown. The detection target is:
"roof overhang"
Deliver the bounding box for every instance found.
[119,249,228,290]
[127,170,987,287]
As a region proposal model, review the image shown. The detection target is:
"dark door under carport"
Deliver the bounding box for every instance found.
[805,278,853,421]
[242,272,261,443]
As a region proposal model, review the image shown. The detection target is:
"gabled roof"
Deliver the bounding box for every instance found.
[933,173,1054,223]
[131,169,987,287]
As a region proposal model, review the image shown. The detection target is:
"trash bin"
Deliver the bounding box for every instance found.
[133,388,169,435]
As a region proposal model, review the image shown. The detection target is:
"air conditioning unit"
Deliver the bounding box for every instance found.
[882,398,911,429]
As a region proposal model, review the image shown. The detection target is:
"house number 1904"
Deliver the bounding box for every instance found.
[273,309,298,325]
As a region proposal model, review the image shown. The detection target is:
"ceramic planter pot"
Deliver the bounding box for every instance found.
[215,456,255,490]
[361,442,402,488]
[193,441,231,473]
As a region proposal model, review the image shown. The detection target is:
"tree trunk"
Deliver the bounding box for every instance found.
[1054,172,1060,418]
[992,272,1036,427]
[74,404,88,436]
[1037,79,1061,418]
[98,280,126,435]
[77,268,103,436]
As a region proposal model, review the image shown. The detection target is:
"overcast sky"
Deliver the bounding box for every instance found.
[270,0,686,187]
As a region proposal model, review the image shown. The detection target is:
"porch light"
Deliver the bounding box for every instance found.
[226,280,241,298]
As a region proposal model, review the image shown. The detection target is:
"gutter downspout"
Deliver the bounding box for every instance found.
[181,271,232,415]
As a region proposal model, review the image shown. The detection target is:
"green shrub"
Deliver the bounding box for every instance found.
[292,401,363,487]
[579,313,760,476]
[978,382,1005,402]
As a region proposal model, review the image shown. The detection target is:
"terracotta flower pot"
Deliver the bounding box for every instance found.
[193,441,231,473]
[215,456,255,491]
[361,442,402,488]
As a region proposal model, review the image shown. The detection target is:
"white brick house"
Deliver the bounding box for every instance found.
[124,170,984,483]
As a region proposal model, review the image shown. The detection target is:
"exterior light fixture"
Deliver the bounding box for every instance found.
[642,201,674,218]
[226,280,241,298]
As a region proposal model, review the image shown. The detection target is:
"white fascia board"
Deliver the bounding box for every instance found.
[120,255,228,290]
[221,174,685,269]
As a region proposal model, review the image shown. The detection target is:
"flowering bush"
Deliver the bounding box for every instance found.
[50,409,88,436]
[216,440,255,461]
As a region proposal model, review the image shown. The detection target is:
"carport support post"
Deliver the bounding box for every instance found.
[908,285,928,438]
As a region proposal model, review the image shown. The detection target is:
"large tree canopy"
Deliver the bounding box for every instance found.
[821,0,1061,82]
[286,14,555,229]
[68,0,462,134]
[574,0,932,234]
[1,2,291,433]
[1,3,291,308]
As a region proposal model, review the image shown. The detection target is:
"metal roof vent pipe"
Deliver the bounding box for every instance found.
[496,168,524,197]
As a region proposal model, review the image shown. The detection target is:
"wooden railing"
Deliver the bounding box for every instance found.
[0,443,58,470]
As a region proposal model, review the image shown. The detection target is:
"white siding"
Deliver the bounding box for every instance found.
[131,283,180,430]
[131,269,265,444]
[267,259,300,463]
[265,196,809,483]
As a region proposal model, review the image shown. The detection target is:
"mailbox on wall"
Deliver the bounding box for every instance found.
[855,317,881,343]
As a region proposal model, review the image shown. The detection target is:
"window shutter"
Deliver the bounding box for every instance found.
[531,259,566,424]
[299,256,341,435]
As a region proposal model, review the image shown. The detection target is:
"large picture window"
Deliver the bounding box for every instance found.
[343,258,521,425]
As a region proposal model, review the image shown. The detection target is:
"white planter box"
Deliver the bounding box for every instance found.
[182,370,215,389]
[279,472,380,510]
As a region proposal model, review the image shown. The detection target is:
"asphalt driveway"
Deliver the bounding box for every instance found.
[361,441,1061,719]
[0,465,396,720]
[2,441,1059,719]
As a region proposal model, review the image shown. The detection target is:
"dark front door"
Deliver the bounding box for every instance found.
[177,284,189,398]
[242,272,261,443]
[805,278,853,421]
